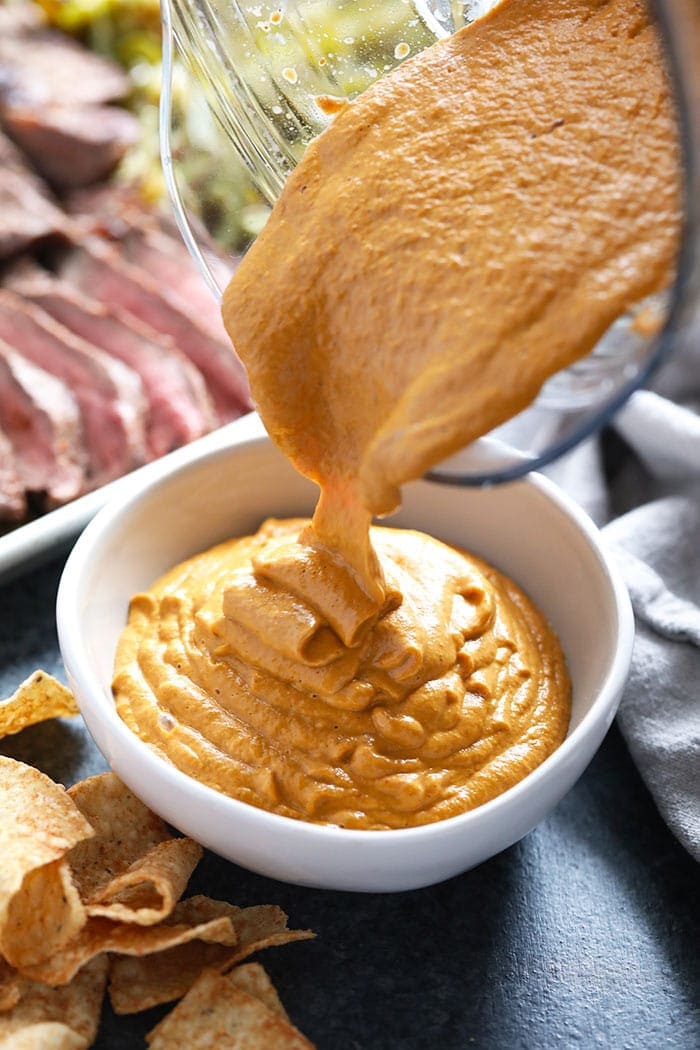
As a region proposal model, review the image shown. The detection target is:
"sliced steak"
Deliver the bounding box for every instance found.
[1,105,139,190]
[65,183,157,235]
[0,167,67,261]
[120,224,235,342]
[0,23,129,110]
[0,7,135,191]
[68,186,237,311]
[0,126,34,175]
[0,2,45,39]
[0,129,67,260]
[0,425,26,522]
[9,266,217,459]
[0,339,85,509]
[0,290,147,488]
[61,239,251,423]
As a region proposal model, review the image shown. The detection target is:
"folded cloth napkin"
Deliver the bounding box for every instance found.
[605,491,700,861]
[546,342,700,862]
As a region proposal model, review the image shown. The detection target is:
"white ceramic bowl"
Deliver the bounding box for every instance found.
[57,415,634,892]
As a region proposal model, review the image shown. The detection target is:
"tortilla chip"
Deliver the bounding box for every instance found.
[220,903,316,968]
[18,909,237,988]
[67,774,170,904]
[0,959,20,1013]
[226,964,288,1020]
[108,896,314,1014]
[0,1022,85,1049]
[1,862,85,970]
[0,759,93,918]
[0,673,78,742]
[0,956,107,1049]
[0,760,92,970]
[66,775,202,926]
[146,969,315,1049]
[84,836,202,926]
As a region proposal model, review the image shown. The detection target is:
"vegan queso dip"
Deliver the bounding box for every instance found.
[113,0,680,829]
[114,519,570,828]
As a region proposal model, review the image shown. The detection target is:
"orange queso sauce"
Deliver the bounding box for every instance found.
[113,0,679,829]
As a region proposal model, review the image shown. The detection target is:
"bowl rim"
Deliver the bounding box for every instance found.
[57,428,635,844]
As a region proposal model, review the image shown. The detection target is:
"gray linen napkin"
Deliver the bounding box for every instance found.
[605,493,700,861]
[545,341,700,860]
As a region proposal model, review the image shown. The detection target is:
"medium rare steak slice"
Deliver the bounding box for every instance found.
[68,186,236,329]
[61,239,251,423]
[0,290,147,489]
[1,105,139,190]
[65,182,155,233]
[0,20,129,109]
[10,267,217,459]
[120,224,235,343]
[0,340,85,509]
[0,126,35,176]
[0,167,67,260]
[0,6,135,191]
[0,131,67,260]
[0,425,26,522]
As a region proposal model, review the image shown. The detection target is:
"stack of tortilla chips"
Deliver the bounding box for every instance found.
[0,672,315,1048]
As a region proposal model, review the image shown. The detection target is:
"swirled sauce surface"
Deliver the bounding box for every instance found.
[114,0,679,827]
[114,519,570,829]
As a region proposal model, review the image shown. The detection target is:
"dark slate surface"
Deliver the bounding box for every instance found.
[1,554,699,1050]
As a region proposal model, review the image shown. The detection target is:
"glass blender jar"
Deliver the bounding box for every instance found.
[159,0,700,485]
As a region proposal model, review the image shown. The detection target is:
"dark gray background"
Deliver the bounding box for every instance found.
[1,553,698,1049]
